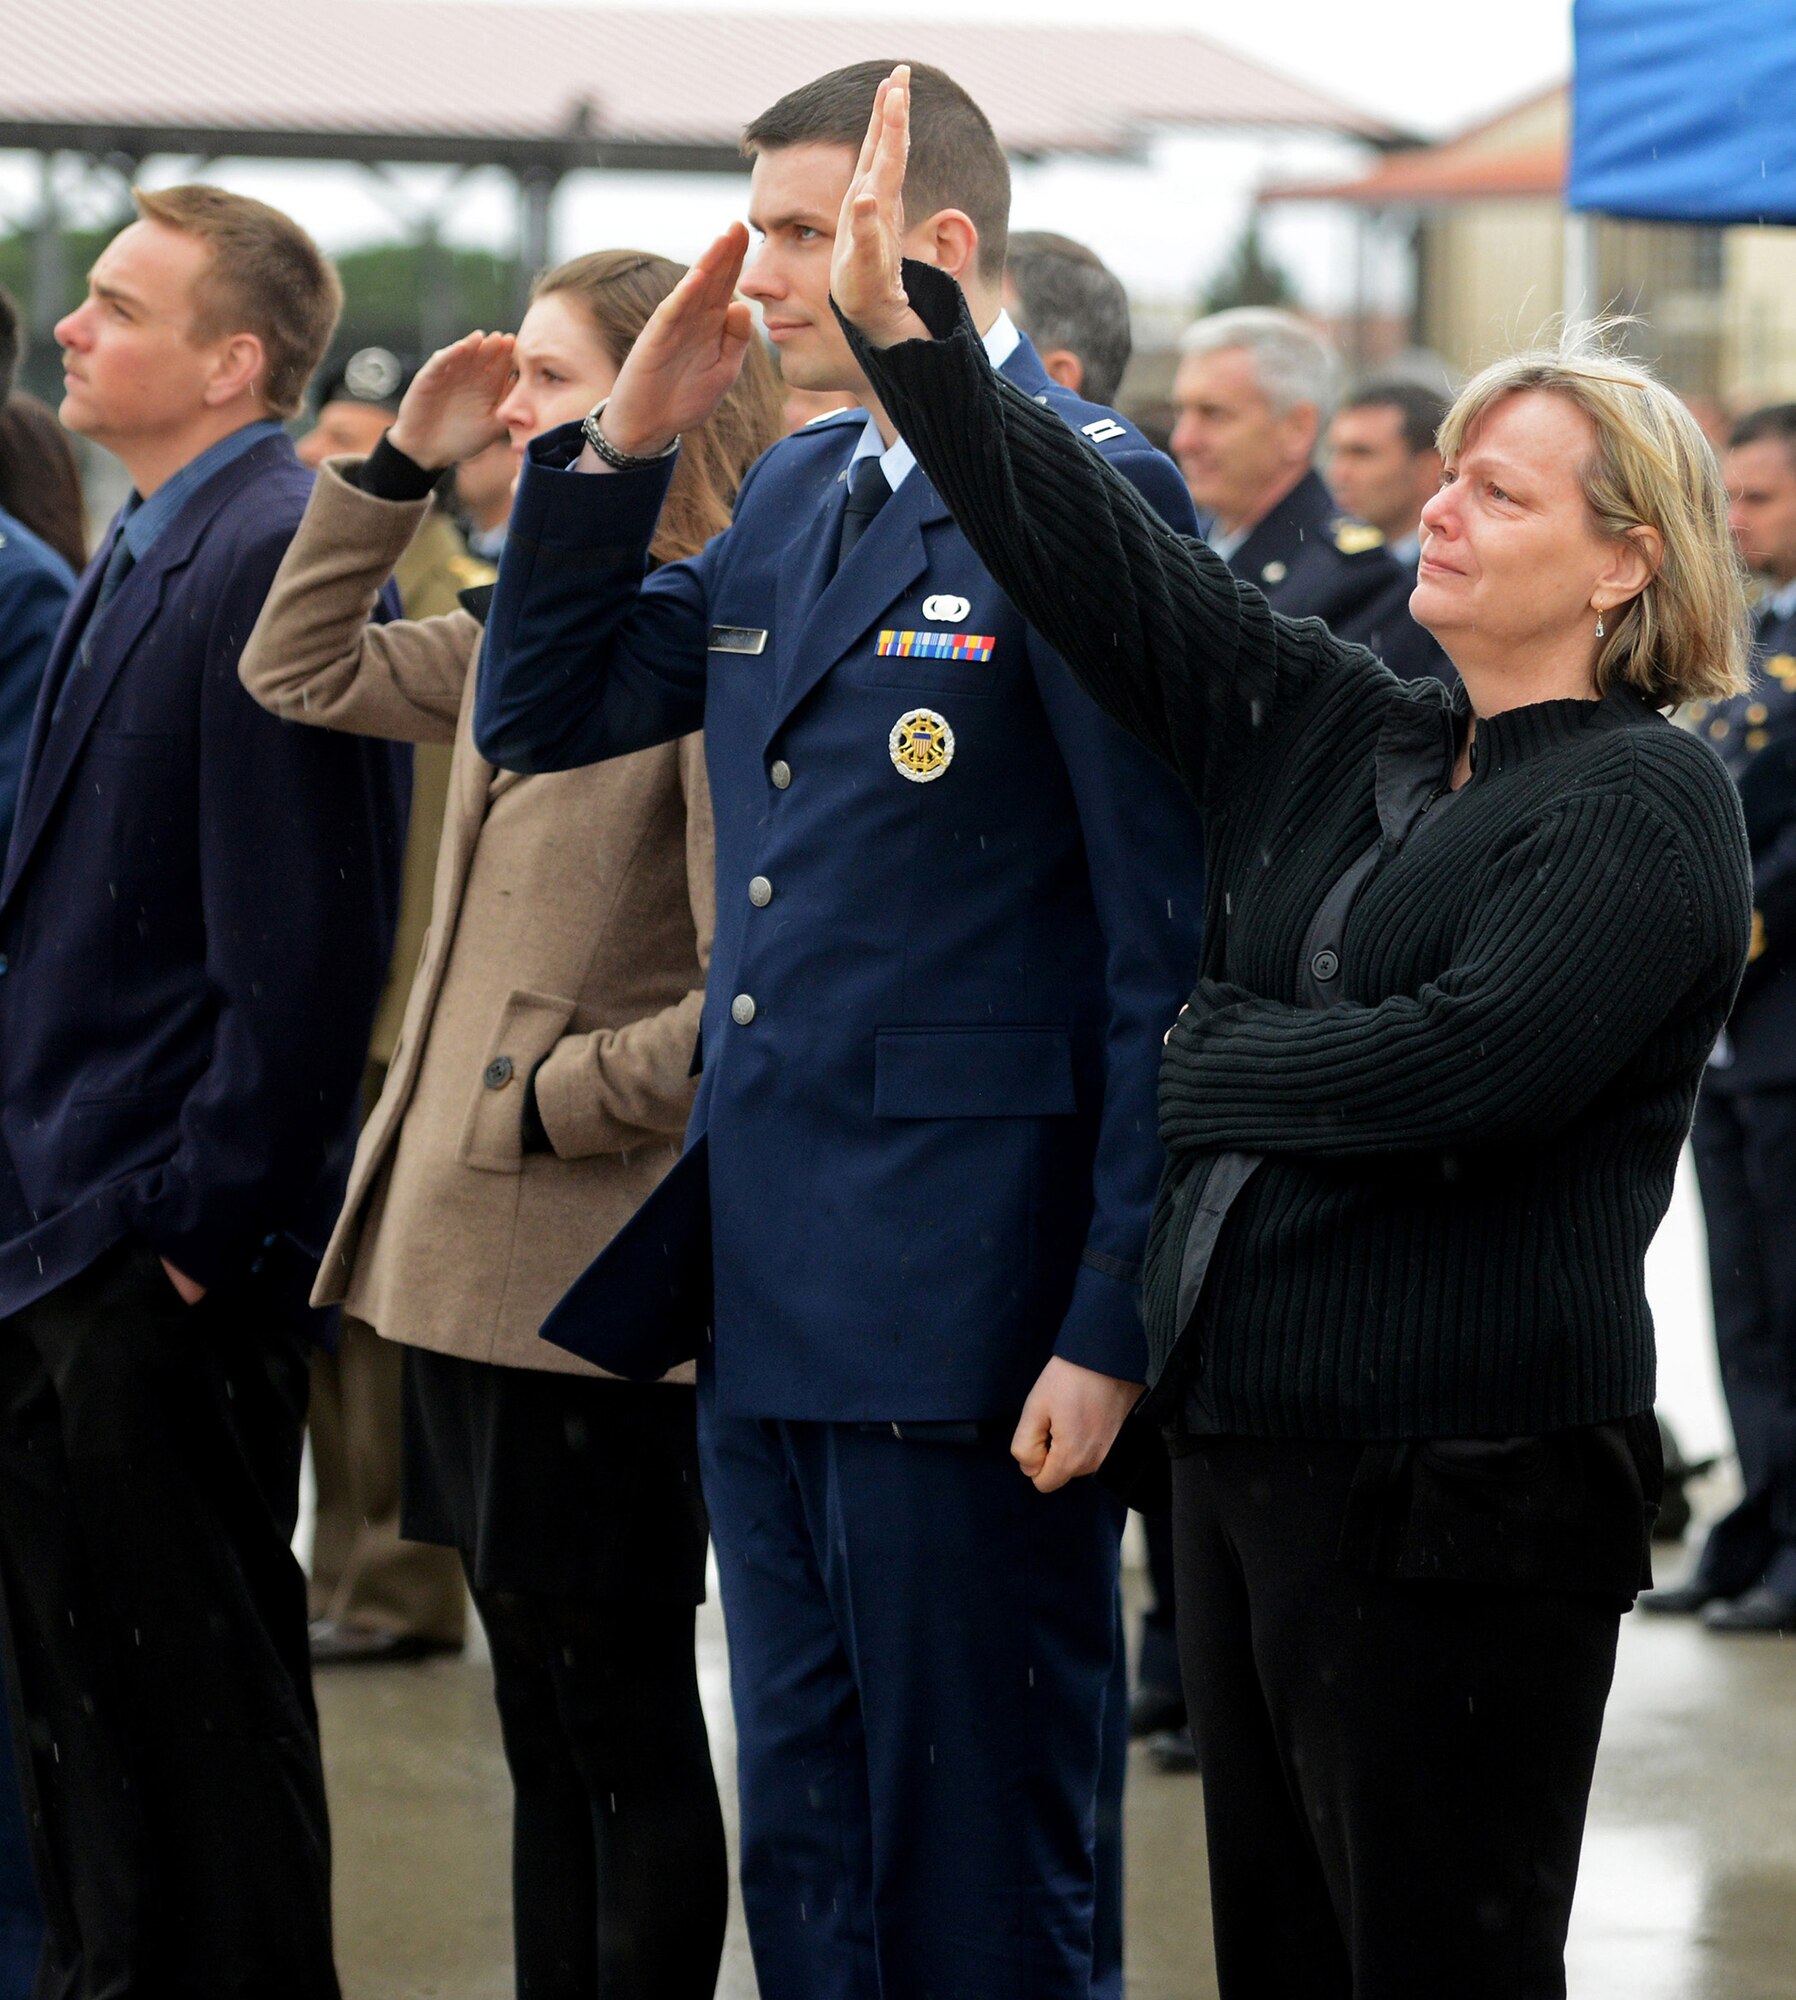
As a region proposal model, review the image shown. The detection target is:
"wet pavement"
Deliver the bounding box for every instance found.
[317,1514,1796,1999]
[316,1156,1794,1995]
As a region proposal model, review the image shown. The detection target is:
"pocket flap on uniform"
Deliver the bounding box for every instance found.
[874,1026,1076,1119]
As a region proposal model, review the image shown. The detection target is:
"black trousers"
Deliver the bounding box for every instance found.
[0,1239,335,2000]
[1172,1438,1623,2000]
[471,1582,725,2000]
[1690,1084,1796,1597]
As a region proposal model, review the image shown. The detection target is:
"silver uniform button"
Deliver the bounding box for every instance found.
[770,759,792,790]
[748,876,773,907]
[731,993,757,1025]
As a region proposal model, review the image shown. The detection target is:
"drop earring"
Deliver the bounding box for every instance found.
[1595,608,1605,639]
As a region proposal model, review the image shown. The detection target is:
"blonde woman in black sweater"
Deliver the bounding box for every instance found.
[815,69,1754,2000]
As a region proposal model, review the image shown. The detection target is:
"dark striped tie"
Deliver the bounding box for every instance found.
[834,456,891,574]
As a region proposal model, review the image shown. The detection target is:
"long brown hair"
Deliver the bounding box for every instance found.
[533,250,782,564]
[0,392,87,573]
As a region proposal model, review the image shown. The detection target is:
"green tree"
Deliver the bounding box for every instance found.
[1202,216,1296,314]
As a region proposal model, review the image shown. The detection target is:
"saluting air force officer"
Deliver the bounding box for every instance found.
[1648,403,1796,1632]
[1171,306,1448,682]
[476,60,1205,2000]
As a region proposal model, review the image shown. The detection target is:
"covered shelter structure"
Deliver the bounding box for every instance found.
[0,0,1401,365]
[1261,85,1737,397]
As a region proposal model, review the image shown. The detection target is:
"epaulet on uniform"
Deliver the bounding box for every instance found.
[1038,390,1138,454]
[1331,517,1385,557]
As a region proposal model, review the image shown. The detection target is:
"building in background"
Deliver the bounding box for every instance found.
[1259,84,1796,408]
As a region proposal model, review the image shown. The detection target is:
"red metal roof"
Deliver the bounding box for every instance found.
[0,0,1399,164]
[1263,142,1565,206]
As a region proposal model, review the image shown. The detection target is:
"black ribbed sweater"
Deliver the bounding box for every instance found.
[844,265,1753,1440]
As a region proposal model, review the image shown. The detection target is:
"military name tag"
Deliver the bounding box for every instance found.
[889,708,955,782]
[708,625,768,656]
[877,629,995,662]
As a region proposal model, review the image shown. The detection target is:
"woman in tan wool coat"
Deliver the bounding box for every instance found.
[240,250,782,2000]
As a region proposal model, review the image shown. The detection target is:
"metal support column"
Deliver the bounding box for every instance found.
[26,151,66,398]
[1562,209,1597,325]
[513,165,561,317]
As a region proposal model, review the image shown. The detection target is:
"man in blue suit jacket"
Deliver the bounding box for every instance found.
[0,188,406,1999]
[472,62,1204,1999]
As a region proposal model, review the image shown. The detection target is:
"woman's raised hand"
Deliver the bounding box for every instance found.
[831,65,930,348]
[387,331,517,470]
[592,224,755,461]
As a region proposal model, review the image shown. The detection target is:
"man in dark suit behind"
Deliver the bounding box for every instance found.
[0,186,407,1997]
[1647,402,1796,1633]
[1171,306,1449,683]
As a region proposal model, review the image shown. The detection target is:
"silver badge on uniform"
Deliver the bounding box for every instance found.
[922,594,970,622]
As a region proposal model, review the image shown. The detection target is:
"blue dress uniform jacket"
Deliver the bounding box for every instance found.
[0,431,408,1316]
[1692,597,1796,1092]
[1230,468,1452,685]
[0,507,74,850]
[477,338,1205,1422]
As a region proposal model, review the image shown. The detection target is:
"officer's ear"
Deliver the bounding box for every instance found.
[1041,349,1085,395]
[903,207,981,290]
[1280,399,1321,469]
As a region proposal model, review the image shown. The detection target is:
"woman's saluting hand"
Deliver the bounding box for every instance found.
[388,330,517,470]
[831,65,932,349]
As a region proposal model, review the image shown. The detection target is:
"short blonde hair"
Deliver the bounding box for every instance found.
[1439,328,1749,708]
[132,185,342,419]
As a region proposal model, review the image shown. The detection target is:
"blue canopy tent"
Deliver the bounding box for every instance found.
[1570,0,1796,224]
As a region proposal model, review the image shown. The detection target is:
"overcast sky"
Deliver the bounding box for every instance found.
[621,0,1574,139]
[1,0,1575,329]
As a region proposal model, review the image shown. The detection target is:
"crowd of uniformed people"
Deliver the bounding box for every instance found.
[0,51,1786,2000]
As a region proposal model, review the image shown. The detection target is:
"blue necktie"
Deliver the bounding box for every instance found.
[53,531,136,722]
[834,457,891,574]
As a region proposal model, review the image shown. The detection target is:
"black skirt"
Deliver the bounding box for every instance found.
[400,1347,709,1603]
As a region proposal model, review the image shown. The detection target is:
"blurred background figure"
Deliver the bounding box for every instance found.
[454,437,515,559]
[297,339,483,1669]
[0,289,75,852]
[0,283,64,2000]
[1647,402,1796,1634]
[1003,229,1133,405]
[299,345,488,617]
[1172,307,1447,681]
[1684,392,1735,457]
[1006,226,1196,1790]
[1326,380,1450,575]
[0,392,86,579]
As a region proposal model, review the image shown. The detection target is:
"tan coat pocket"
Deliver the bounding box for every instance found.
[458,989,578,1173]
